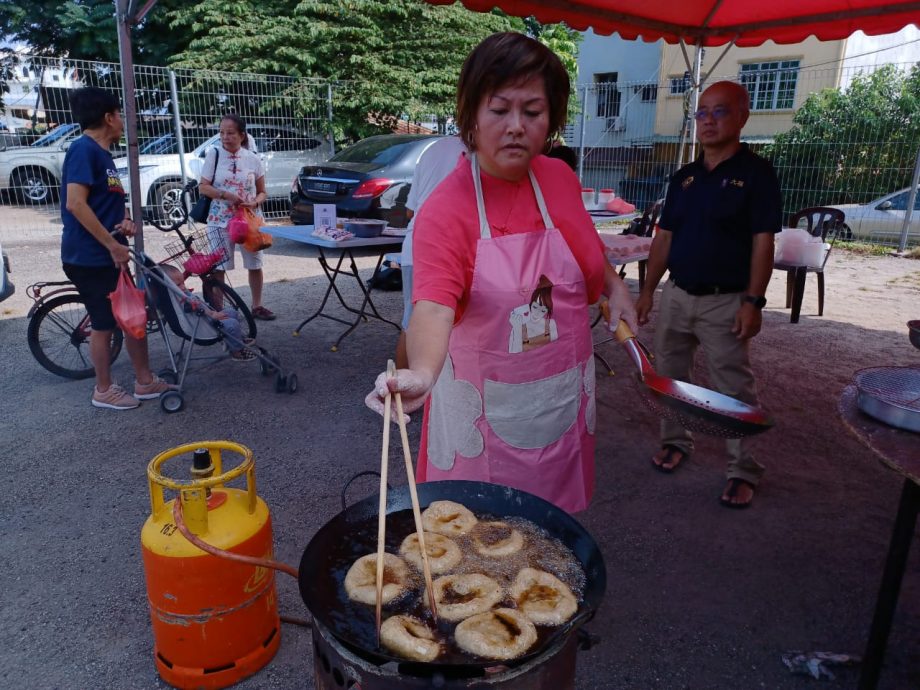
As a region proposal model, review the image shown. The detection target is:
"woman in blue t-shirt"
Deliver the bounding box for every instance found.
[61,87,175,410]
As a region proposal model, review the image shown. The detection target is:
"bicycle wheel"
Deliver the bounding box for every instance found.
[201,279,257,340]
[27,293,124,379]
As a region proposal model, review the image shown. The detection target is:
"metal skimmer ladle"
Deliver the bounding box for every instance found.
[612,320,775,439]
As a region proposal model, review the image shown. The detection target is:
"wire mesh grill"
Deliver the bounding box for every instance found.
[161,228,232,275]
[855,367,920,410]
[632,377,749,439]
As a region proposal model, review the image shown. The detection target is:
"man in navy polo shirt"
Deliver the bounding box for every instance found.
[635,81,781,509]
[62,87,175,410]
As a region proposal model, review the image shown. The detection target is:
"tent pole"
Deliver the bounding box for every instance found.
[688,42,704,164]
[897,146,920,254]
[168,69,188,192]
[115,0,145,255]
[577,85,588,184]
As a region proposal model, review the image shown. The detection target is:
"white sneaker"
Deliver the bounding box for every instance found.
[92,384,140,410]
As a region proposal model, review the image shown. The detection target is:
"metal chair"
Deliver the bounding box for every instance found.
[774,206,846,323]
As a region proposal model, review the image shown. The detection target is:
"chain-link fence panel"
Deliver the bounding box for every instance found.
[567,62,920,247]
[1,54,917,247]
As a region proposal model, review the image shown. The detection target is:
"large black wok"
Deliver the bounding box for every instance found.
[298,480,606,670]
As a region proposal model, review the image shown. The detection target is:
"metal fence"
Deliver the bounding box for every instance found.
[1,54,918,248]
[566,61,920,248]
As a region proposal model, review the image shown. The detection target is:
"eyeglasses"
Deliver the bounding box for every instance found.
[230,159,238,175]
[694,106,732,121]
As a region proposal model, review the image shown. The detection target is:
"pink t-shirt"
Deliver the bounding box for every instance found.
[413,155,606,322]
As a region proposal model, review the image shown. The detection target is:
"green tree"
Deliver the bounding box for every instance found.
[169,0,524,140]
[0,0,194,64]
[764,64,920,218]
[168,1,584,141]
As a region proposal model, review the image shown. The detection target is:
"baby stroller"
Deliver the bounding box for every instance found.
[128,238,297,413]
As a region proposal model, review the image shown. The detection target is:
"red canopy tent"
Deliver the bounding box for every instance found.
[428,0,920,45]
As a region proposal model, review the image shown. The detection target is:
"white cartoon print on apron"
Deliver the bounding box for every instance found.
[508,274,560,354]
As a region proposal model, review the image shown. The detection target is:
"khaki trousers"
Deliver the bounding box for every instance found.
[653,280,765,484]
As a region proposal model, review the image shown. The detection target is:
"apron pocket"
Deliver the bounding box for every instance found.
[484,366,582,450]
[428,355,484,470]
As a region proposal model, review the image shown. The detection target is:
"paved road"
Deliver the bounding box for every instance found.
[0,226,917,689]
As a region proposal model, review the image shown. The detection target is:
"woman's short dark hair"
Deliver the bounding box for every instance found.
[456,32,570,151]
[69,87,120,130]
[220,114,249,149]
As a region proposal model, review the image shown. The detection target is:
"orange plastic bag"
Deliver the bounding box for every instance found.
[108,269,147,339]
[240,208,273,252]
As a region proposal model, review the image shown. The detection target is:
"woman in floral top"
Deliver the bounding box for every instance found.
[199,114,276,320]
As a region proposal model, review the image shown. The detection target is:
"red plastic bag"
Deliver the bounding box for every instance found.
[227,210,250,244]
[108,269,146,339]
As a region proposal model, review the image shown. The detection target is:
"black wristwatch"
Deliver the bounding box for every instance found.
[743,294,767,309]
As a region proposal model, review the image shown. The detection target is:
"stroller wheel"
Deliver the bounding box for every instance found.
[160,391,185,413]
[259,350,272,376]
[275,372,286,394]
[157,369,178,385]
[286,373,298,394]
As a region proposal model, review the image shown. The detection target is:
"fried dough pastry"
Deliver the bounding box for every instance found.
[380,615,441,662]
[421,500,478,537]
[399,531,462,574]
[471,521,525,557]
[509,567,578,625]
[428,573,503,622]
[454,608,538,660]
[343,553,409,606]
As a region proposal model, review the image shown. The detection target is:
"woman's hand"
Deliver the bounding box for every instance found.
[602,262,639,333]
[219,189,242,206]
[115,218,136,238]
[364,368,435,423]
[241,194,264,210]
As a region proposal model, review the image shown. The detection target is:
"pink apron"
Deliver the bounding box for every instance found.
[417,154,597,513]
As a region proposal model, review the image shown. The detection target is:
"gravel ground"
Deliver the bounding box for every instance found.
[0,220,917,689]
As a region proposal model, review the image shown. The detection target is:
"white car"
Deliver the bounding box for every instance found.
[0,123,81,204]
[0,236,13,303]
[828,186,920,243]
[114,125,332,225]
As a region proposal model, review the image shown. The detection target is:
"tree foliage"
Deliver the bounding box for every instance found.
[167,1,585,141]
[168,0,525,140]
[0,0,194,64]
[764,64,920,215]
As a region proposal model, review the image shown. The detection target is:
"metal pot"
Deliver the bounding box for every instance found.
[297,480,606,674]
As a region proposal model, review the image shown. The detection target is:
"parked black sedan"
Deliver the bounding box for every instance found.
[289,134,441,227]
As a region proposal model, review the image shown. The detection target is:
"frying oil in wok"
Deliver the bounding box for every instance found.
[322,510,585,666]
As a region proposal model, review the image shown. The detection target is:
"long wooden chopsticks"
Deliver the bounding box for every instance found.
[375,361,438,645]
[374,366,392,644]
[391,364,439,623]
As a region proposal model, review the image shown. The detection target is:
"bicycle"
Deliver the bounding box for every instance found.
[27,221,256,380]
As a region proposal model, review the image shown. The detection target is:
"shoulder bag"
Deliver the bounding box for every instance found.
[189,147,220,223]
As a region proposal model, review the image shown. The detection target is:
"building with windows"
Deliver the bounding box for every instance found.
[567,30,663,195]
[655,37,846,142]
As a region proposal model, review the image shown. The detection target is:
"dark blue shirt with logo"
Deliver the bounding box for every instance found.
[658,144,782,289]
[61,135,127,267]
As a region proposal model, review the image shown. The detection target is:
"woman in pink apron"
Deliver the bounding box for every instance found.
[366,33,637,513]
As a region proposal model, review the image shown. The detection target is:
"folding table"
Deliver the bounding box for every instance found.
[263,225,404,351]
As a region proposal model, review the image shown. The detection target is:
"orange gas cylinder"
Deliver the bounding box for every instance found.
[140,441,280,689]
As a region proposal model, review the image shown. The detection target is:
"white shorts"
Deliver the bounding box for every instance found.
[207,225,263,270]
